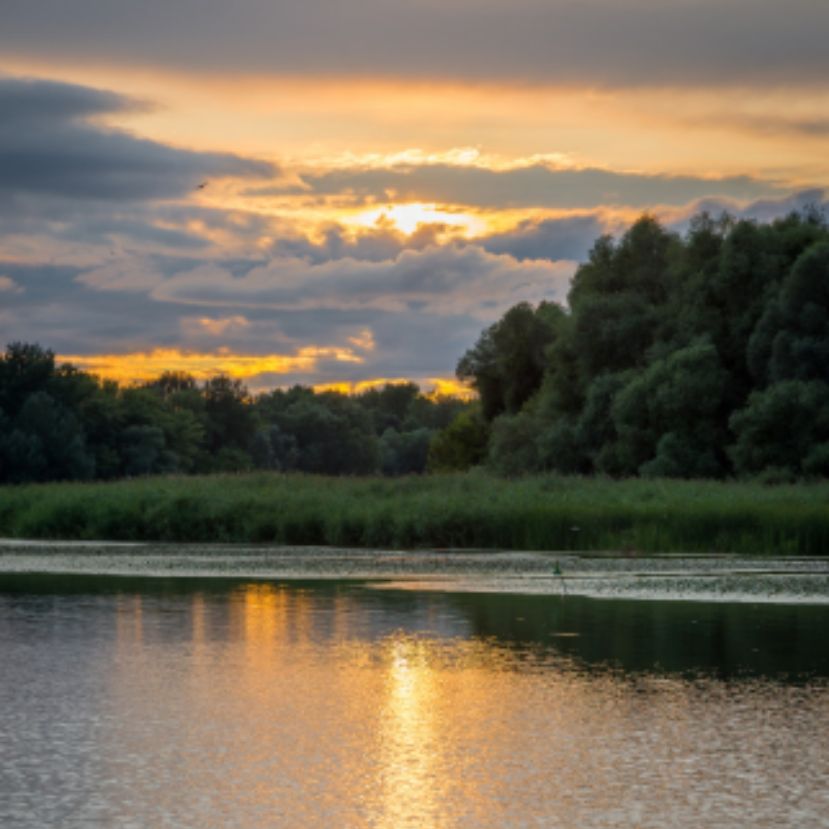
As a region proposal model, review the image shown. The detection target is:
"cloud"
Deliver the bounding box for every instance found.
[0,75,276,202]
[476,189,829,262]
[347,329,376,351]
[75,258,167,292]
[0,275,24,294]
[0,253,505,385]
[0,78,284,271]
[480,215,608,262]
[6,184,827,392]
[272,222,431,264]
[3,0,829,88]
[147,245,576,318]
[259,163,784,210]
[0,75,136,121]
[712,114,829,139]
[664,188,828,233]
[58,346,365,385]
[181,315,251,337]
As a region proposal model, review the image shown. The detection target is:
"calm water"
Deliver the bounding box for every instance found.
[1,573,828,828]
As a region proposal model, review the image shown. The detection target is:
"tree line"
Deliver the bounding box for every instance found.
[3,209,827,484]
[445,209,829,480]
[0,343,469,483]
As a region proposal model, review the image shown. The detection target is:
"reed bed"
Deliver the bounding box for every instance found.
[1,472,828,555]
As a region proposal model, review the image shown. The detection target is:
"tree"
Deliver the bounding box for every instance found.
[379,427,432,475]
[457,301,562,420]
[202,376,256,461]
[404,394,468,431]
[270,393,378,475]
[571,292,660,378]
[0,343,56,418]
[766,242,829,384]
[729,380,829,477]
[610,340,727,477]
[568,216,676,309]
[487,411,543,476]
[120,425,170,476]
[572,372,631,475]
[97,385,207,475]
[567,217,677,382]
[2,391,95,482]
[357,382,420,433]
[251,424,300,471]
[427,409,489,472]
[147,371,197,394]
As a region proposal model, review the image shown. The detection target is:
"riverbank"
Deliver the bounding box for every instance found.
[1,472,828,554]
[2,541,829,604]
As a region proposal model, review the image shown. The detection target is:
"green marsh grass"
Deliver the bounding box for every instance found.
[0,472,828,554]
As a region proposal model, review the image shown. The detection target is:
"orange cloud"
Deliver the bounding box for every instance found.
[59,346,363,385]
[312,378,414,395]
[0,275,23,294]
[424,378,476,401]
[181,315,251,336]
[7,58,829,188]
[312,377,476,400]
[346,328,376,351]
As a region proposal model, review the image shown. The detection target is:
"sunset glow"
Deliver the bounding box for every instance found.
[3,1,828,390]
[313,376,475,400]
[349,203,487,237]
[59,347,364,385]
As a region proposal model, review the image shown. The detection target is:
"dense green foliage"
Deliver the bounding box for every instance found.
[1,472,827,554]
[456,210,829,479]
[0,343,468,483]
[4,210,828,486]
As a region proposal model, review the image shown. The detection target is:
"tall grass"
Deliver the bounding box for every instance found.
[0,471,828,554]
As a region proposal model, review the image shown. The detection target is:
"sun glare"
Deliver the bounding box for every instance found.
[350,203,487,237]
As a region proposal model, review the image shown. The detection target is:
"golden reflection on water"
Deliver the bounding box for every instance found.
[114,594,142,646]
[375,637,445,829]
[190,592,206,647]
[96,584,829,829]
[239,583,286,660]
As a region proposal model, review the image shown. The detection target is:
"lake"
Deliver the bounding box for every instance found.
[1,548,828,828]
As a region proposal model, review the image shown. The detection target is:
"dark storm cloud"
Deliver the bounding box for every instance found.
[257,163,783,210]
[0,76,275,201]
[2,0,827,87]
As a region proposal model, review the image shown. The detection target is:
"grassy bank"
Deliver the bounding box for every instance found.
[0,472,828,554]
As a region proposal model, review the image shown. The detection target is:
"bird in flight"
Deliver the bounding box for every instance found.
[196,181,208,190]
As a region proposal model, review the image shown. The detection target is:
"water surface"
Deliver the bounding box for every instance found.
[1,572,828,828]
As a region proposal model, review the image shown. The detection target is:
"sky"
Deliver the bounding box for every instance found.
[2,0,828,393]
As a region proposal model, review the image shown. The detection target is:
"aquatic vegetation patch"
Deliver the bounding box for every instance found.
[0,472,828,554]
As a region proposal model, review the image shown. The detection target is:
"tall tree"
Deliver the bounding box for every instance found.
[457,301,563,420]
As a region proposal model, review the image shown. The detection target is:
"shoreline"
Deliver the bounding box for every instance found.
[3,541,829,605]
